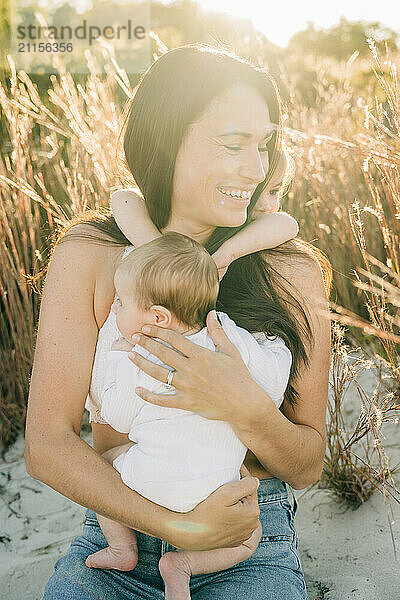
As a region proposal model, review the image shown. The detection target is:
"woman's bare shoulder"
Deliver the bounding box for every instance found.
[51,224,126,328]
[54,224,125,269]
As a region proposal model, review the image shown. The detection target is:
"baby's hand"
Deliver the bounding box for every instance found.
[111,337,134,352]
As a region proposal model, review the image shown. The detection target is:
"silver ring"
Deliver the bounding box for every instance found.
[166,369,175,386]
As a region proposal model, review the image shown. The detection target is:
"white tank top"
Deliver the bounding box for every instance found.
[84,245,135,423]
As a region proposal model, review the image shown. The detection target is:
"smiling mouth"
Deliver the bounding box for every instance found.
[217,188,252,205]
[217,186,253,199]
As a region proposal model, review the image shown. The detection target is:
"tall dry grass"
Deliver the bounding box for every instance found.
[320,323,399,504]
[279,43,400,522]
[0,42,135,448]
[282,44,400,355]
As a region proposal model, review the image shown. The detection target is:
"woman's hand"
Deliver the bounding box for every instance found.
[128,310,262,424]
[166,464,261,551]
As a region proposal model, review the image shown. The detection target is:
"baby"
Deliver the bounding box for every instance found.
[85,232,293,600]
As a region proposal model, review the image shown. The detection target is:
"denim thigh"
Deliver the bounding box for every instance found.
[189,477,308,599]
[42,477,308,600]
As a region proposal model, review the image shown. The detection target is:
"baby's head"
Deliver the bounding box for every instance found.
[112,232,219,340]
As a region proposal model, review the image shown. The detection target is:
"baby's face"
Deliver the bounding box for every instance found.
[112,282,148,341]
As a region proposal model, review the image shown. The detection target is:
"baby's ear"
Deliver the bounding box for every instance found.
[150,305,172,327]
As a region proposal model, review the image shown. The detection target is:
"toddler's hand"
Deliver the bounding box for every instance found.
[111,337,134,352]
[211,247,234,281]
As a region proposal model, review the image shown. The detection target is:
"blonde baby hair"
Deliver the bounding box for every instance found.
[115,232,219,329]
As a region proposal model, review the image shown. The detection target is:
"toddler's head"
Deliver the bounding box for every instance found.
[112,232,219,340]
[256,144,294,213]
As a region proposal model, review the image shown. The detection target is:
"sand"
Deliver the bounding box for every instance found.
[1,365,399,599]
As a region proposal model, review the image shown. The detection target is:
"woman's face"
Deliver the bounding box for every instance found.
[168,82,276,239]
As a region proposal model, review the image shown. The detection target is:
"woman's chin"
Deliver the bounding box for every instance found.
[211,203,248,227]
[218,212,248,228]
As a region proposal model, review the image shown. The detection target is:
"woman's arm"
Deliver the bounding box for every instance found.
[25,232,170,535]
[25,229,260,550]
[127,255,330,491]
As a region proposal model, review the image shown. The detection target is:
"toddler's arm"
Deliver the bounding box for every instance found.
[111,189,298,284]
[111,189,160,246]
[212,211,298,280]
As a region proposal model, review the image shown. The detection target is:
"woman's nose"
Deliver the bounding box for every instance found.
[237,148,268,184]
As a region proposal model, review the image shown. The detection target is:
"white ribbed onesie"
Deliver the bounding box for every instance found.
[100,309,292,513]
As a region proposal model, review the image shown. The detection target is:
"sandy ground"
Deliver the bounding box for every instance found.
[1,366,399,599]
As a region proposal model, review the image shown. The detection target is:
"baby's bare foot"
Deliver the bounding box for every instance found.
[85,545,138,571]
[158,551,192,600]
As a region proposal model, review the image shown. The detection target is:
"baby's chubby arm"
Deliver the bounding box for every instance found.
[246,335,292,406]
[101,342,142,433]
[218,314,292,407]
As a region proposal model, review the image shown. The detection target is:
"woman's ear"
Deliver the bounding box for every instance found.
[149,305,172,327]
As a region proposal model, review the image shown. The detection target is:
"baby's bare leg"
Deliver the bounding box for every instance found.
[158,521,262,600]
[85,442,139,571]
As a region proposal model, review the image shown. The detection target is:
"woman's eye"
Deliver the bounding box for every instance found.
[224,145,269,153]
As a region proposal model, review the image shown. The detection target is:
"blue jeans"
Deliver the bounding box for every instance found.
[42,477,308,599]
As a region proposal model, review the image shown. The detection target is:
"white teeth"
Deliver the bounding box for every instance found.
[218,187,252,199]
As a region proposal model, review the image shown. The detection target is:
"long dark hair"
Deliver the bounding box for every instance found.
[58,44,332,408]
